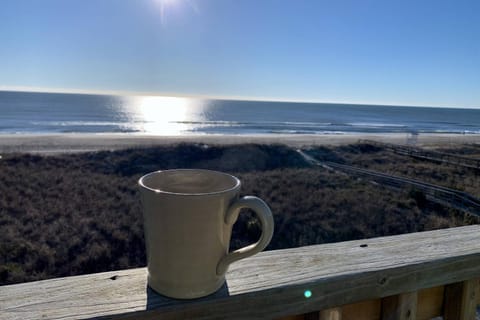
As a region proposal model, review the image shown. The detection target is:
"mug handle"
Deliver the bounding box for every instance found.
[216,196,274,276]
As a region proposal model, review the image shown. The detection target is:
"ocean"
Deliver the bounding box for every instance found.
[0,90,479,136]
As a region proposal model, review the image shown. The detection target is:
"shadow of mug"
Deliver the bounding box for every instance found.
[145,282,230,310]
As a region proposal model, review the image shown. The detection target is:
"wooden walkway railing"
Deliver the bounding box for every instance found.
[297,149,480,216]
[1,225,480,319]
[359,139,480,170]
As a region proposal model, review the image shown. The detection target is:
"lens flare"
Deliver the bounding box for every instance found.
[304,290,312,298]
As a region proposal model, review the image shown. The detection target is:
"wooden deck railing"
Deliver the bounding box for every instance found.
[1,225,480,319]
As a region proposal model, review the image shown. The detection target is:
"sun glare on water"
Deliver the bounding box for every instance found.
[135,96,195,135]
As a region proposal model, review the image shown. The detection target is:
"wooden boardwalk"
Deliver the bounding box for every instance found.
[359,139,480,170]
[298,149,480,215]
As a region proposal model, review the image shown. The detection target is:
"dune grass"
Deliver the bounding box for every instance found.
[0,143,477,285]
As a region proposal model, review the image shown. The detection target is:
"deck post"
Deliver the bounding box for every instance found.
[381,291,417,320]
[444,278,479,320]
[319,308,342,320]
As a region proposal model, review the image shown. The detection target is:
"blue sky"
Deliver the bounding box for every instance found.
[0,0,479,107]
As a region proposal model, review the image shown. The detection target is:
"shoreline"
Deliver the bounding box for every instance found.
[0,132,479,154]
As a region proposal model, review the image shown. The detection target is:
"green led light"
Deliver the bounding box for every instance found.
[304,290,312,298]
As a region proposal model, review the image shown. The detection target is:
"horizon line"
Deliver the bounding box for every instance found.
[0,85,478,110]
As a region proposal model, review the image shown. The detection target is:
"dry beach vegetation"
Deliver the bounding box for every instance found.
[0,141,479,285]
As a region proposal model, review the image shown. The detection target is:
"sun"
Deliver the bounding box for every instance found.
[156,0,177,5]
[153,0,198,25]
[154,0,180,23]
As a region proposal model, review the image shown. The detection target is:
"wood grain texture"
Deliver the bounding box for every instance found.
[342,299,381,320]
[444,279,480,320]
[1,225,480,320]
[381,291,417,320]
[417,286,444,320]
[319,308,341,320]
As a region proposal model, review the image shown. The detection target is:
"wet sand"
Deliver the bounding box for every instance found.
[0,133,478,154]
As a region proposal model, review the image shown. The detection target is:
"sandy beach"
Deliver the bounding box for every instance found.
[0,133,479,154]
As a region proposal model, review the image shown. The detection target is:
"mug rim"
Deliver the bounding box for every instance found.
[138,169,241,196]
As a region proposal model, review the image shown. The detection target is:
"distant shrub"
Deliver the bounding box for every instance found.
[408,189,428,208]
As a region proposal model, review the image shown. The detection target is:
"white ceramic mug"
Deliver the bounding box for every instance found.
[138,169,274,299]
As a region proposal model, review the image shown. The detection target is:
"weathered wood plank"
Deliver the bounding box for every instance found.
[277,315,305,320]
[1,225,480,320]
[417,286,444,320]
[319,308,341,320]
[381,291,417,320]
[444,279,480,320]
[341,299,380,320]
